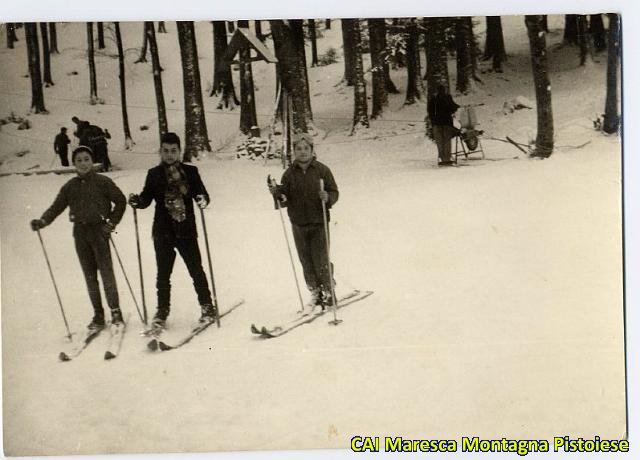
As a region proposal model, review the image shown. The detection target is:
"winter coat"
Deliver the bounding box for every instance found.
[136,162,210,239]
[54,132,70,154]
[428,93,460,126]
[275,159,339,226]
[41,171,126,226]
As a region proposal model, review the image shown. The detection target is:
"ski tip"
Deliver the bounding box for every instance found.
[158,341,172,352]
[147,339,158,352]
[59,352,71,362]
[104,351,116,360]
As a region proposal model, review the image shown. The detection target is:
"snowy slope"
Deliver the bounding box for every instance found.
[0,16,624,455]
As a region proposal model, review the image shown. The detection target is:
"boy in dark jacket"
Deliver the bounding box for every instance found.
[128,132,215,329]
[427,84,460,165]
[53,127,71,167]
[30,146,127,329]
[269,133,339,309]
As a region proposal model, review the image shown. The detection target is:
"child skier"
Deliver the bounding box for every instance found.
[269,133,339,309]
[30,146,127,329]
[128,132,215,330]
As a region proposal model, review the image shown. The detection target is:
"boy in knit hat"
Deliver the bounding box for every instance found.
[269,133,339,309]
[128,132,215,330]
[30,146,127,329]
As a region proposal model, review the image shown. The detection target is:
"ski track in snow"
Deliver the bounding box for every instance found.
[0,16,625,455]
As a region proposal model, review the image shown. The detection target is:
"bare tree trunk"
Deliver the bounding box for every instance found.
[564,14,578,44]
[341,18,356,85]
[7,23,18,49]
[255,20,264,41]
[135,24,148,63]
[177,21,211,160]
[343,19,368,132]
[603,14,620,134]
[541,15,549,32]
[455,17,473,94]
[211,21,239,109]
[525,15,554,157]
[87,22,99,104]
[577,15,590,65]
[49,22,59,53]
[483,16,506,72]
[97,22,105,49]
[40,23,54,86]
[290,20,313,124]
[270,20,312,134]
[227,21,235,33]
[425,17,450,101]
[309,19,319,66]
[237,20,258,135]
[158,21,167,33]
[25,23,46,113]
[404,19,424,105]
[147,22,168,142]
[368,18,388,118]
[325,19,331,30]
[589,14,606,51]
[384,20,400,93]
[115,22,133,149]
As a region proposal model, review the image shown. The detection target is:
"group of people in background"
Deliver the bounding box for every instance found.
[53,116,113,171]
[34,131,339,334]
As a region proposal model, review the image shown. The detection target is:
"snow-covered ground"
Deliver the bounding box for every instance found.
[0,16,624,455]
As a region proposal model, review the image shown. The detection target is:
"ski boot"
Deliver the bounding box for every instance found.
[87,314,106,331]
[151,308,169,330]
[303,287,323,313]
[110,308,124,325]
[199,303,218,323]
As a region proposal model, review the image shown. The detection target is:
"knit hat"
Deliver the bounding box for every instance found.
[72,145,93,162]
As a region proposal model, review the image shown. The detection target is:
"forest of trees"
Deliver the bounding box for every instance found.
[6,15,621,161]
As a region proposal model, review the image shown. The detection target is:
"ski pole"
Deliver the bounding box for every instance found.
[132,208,148,324]
[36,229,72,340]
[109,236,145,324]
[319,179,341,325]
[199,207,220,328]
[268,175,305,313]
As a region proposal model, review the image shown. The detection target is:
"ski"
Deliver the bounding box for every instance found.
[251,290,373,339]
[58,326,105,362]
[150,299,245,352]
[104,316,129,360]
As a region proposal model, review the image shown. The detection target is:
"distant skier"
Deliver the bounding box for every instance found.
[428,84,460,165]
[268,133,339,309]
[71,116,113,171]
[53,127,71,167]
[128,132,216,330]
[30,146,127,330]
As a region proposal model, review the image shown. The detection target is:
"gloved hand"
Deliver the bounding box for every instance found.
[102,220,116,237]
[319,190,329,203]
[128,193,140,208]
[195,194,209,209]
[30,219,46,231]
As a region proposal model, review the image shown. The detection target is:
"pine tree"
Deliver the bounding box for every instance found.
[425,17,450,101]
[97,22,105,49]
[577,15,591,65]
[589,14,606,51]
[135,23,148,63]
[309,19,319,66]
[49,23,59,53]
[290,20,313,125]
[368,18,388,118]
[87,22,99,104]
[146,21,168,142]
[344,19,368,132]
[455,17,473,94]
[603,14,620,134]
[115,22,134,149]
[525,15,554,157]
[25,23,46,113]
[325,19,331,30]
[236,20,258,135]
[177,21,211,160]
[211,21,239,109]
[564,15,578,44]
[158,21,167,33]
[7,23,18,49]
[483,16,506,72]
[404,18,424,105]
[341,19,356,85]
[40,23,54,86]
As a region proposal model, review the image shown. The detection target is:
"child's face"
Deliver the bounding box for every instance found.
[294,141,313,164]
[74,152,93,175]
[160,142,181,165]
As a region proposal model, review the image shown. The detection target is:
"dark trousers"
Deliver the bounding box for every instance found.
[73,224,120,317]
[58,151,69,167]
[154,234,212,312]
[433,124,455,162]
[292,223,333,291]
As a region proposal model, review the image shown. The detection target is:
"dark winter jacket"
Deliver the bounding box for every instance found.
[428,93,460,126]
[41,171,126,226]
[275,159,339,226]
[136,162,210,239]
[54,132,70,154]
